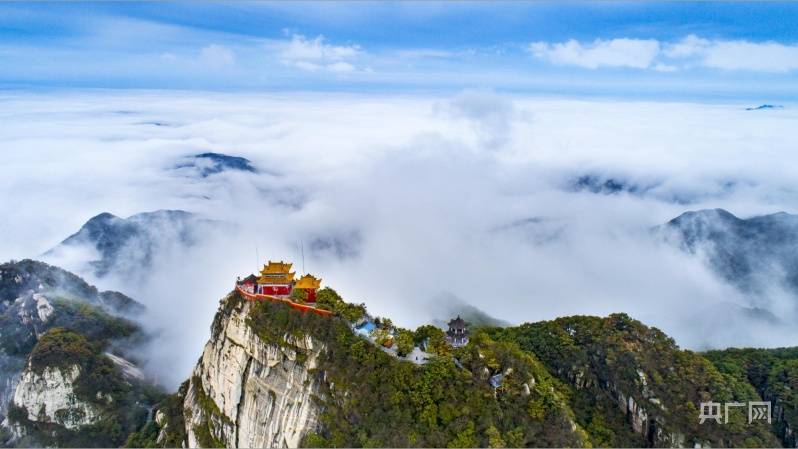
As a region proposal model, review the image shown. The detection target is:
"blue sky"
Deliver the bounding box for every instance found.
[1,2,797,99]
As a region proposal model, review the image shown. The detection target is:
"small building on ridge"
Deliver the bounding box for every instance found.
[256,261,295,296]
[445,315,469,348]
[294,274,322,302]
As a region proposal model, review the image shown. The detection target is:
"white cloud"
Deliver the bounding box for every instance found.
[327,61,356,73]
[653,63,678,73]
[3,91,798,385]
[199,44,235,66]
[441,89,519,150]
[666,35,798,73]
[529,38,661,69]
[663,34,711,59]
[274,33,364,73]
[393,48,457,59]
[533,34,798,73]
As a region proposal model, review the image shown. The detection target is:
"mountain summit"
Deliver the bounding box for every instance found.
[45,210,214,278]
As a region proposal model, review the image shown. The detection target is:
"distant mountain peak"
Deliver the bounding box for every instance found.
[668,208,797,226]
[667,208,741,225]
[173,152,257,178]
[661,208,798,298]
[46,209,210,278]
[745,104,784,111]
[88,212,119,221]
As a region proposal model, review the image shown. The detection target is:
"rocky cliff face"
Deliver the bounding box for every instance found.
[0,290,64,427]
[182,295,323,448]
[10,364,97,431]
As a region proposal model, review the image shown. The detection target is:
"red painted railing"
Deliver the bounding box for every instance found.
[235,284,334,318]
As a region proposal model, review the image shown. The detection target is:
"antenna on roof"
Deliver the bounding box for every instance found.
[301,241,306,275]
[256,246,259,273]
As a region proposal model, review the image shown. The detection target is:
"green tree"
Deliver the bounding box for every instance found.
[414,325,448,356]
[289,287,308,303]
[447,422,478,448]
[486,425,506,448]
[395,330,415,357]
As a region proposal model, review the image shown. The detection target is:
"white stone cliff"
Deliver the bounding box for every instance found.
[0,293,61,422]
[182,297,323,448]
[10,364,97,430]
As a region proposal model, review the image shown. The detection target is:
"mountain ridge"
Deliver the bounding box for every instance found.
[134,286,798,448]
[45,209,217,279]
[660,208,798,296]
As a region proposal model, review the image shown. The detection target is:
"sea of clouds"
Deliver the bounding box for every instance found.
[1,90,796,387]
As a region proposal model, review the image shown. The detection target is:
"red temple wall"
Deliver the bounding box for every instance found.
[306,289,317,302]
[259,285,291,295]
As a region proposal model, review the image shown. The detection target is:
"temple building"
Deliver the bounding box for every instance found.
[294,274,322,302]
[256,261,295,296]
[446,316,469,347]
[240,274,257,294]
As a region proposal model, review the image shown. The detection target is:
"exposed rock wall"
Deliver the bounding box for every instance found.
[0,293,54,417]
[183,297,323,448]
[11,364,97,429]
[0,353,23,417]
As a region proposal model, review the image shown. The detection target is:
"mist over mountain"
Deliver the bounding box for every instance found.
[3,0,798,445]
[173,152,259,178]
[45,210,219,279]
[3,91,798,379]
[661,208,798,303]
[569,173,760,206]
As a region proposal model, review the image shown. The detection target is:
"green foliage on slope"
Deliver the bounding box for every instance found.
[129,286,798,448]
[48,298,139,341]
[124,380,189,448]
[29,327,95,374]
[245,292,588,448]
[314,287,367,322]
[705,347,798,446]
[486,314,780,447]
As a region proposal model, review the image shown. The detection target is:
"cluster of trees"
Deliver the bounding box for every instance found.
[313,287,367,323]
[245,291,587,448]
[29,328,96,373]
[705,347,798,447]
[486,314,781,447]
[124,381,189,448]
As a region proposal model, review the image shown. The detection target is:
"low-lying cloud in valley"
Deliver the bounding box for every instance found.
[2,90,797,387]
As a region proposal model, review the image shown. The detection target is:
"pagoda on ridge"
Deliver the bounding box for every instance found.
[445,316,469,348]
[256,261,295,296]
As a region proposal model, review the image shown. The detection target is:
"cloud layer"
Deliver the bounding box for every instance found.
[2,90,797,386]
[530,35,798,73]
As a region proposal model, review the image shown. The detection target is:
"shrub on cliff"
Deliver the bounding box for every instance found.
[29,328,95,374]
